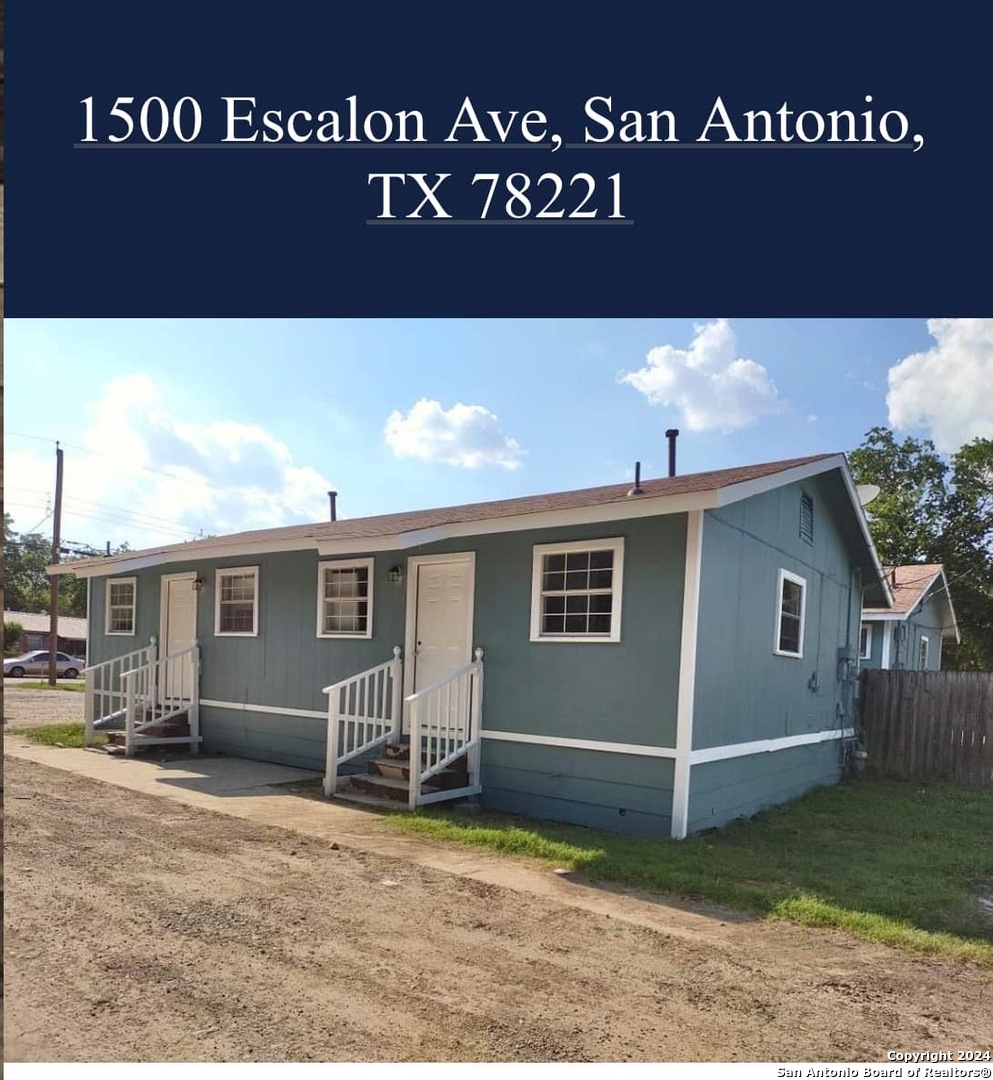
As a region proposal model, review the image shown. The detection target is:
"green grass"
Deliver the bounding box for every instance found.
[8,680,86,692]
[387,780,993,965]
[10,722,106,748]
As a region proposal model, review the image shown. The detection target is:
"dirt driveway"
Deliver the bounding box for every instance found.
[3,684,85,727]
[4,754,991,1063]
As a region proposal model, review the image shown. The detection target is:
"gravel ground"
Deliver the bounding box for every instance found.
[3,684,85,727]
[4,754,991,1063]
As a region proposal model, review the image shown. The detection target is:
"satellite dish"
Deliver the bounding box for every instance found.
[857,484,881,507]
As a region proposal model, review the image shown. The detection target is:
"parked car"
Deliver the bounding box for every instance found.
[4,651,85,678]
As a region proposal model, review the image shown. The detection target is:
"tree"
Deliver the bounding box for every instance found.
[849,428,993,670]
[3,513,129,619]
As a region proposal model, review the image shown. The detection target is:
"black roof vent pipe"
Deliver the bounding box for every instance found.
[665,429,679,477]
[328,490,338,522]
[627,461,644,496]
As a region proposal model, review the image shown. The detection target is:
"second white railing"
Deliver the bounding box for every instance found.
[323,646,403,796]
[406,648,484,809]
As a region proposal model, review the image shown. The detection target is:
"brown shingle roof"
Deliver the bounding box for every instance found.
[56,452,839,572]
[864,564,944,615]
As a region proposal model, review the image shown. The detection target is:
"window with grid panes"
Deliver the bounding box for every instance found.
[215,567,258,635]
[317,559,373,638]
[530,539,624,642]
[106,577,136,635]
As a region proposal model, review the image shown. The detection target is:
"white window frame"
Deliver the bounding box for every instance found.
[214,566,259,637]
[859,622,873,660]
[529,537,624,644]
[105,576,137,636]
[918,635,930,670]
[774,568,807,659]
[316,557,375,640]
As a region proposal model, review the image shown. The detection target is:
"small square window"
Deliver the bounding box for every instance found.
[215,567,259,636]
[105,577,137,636]
[530,539,624,643]
[774,569,806,658]
[317,559,374,638]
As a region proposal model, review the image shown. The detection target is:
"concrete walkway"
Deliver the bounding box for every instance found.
[3,736,737,941]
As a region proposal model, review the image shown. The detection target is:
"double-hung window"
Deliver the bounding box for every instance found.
[317,558,374,638]
[774,569,806,658]
[215,566,259,636]
[105,577,136,635]
[530,538,624,643]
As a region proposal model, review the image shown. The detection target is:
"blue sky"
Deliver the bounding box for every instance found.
[5,318,991,552]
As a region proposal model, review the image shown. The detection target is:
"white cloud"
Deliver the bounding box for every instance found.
[618,318,786,431]
[6,374,335,549]
[887,319,993,452]
[384,399,525,470]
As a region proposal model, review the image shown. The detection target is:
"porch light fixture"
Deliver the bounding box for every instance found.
[387,565,404,585]
[192,578,205,592]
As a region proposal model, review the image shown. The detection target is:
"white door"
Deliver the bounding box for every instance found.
[404,554,475,732]
[160,572,198,703]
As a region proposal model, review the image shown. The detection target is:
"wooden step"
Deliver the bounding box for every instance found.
[347,773,440,803]
[369,757,468,789]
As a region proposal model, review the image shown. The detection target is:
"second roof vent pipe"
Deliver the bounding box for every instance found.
[627,461,644,496]
[665,429,679,477]
[328,490,338,522]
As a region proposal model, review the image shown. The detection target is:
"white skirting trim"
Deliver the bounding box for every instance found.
[199,699,854,763]
[690,727,856,765]
[200,698,326,720]
[480,730,678,758]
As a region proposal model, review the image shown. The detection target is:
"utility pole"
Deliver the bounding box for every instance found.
[48,443,64,687]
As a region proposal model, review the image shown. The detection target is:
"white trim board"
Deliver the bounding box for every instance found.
[690,727,856,765]
[670,509,704,840]
[200,698,327,720]
[481,729,678,759]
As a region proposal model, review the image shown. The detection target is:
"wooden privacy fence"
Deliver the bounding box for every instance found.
[859,669,993,785]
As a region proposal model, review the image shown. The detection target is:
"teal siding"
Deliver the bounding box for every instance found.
[88,573,161,667]
[858,618,886,670]
[199,707,326,770]
[482,739,674,836]
[891,590,946,671]
[84,515,687,799]
[693,474,862,751]
[687,741,841,832]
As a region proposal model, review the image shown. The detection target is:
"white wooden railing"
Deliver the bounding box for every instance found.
[323,646,403,796]
[83,638,159,747]
[406,647,484,809]
[120,642,201,757]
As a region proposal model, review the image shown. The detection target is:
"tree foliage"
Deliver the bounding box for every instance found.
[3,513,125,619]
[849,428,993,670]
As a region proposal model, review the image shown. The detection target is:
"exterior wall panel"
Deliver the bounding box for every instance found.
[687,741,841,832]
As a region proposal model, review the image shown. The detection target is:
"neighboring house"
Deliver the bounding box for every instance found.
[3,610,87,659]
[859,564,959,671]
[55,452,892,839]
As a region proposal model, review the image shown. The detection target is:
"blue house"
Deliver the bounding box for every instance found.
[60,452,892,839]
[859,563,958,671]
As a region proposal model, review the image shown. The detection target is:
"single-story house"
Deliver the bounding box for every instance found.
[3,610,88,659]
[859,564,958,671]
[54,451,892,838]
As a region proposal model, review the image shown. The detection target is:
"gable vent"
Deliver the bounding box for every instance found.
[799,492,814,544]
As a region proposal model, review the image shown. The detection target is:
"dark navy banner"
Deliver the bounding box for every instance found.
[5,2,988,315]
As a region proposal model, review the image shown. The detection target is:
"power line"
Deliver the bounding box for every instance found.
[6,429,237,496]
